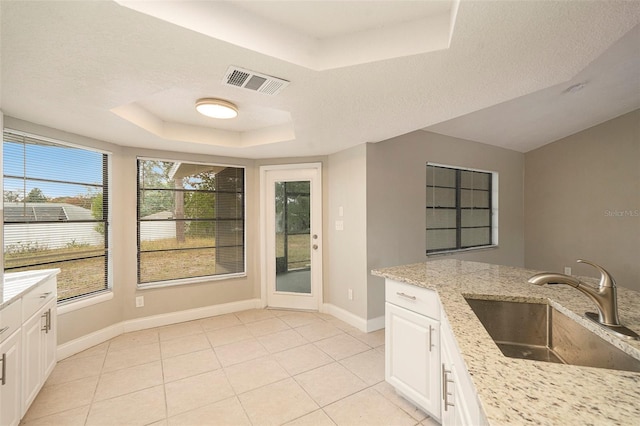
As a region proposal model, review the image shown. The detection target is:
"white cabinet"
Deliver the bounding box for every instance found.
[385,280,441,421]
[21,279,57,415]
[440,311,485,426]
[384,278,486,426]
[0,328,22,426]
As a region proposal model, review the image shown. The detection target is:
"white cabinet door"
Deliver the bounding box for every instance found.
[441,315,481,426]
[386,302,441,420]
[1,329,22,426]
[41,300,56,380]
[21,311,44,413]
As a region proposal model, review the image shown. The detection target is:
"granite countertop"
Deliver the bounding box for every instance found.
[1,269,60,309]
[372,259,640,425]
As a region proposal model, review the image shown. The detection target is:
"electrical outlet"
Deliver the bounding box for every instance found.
[348,288,353,300]
[564,267,572,276]
[135,296,144,308]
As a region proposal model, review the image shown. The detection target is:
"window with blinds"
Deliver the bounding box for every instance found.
[137,159,245,285]
[426,164,495,253]
[3,130,110,301]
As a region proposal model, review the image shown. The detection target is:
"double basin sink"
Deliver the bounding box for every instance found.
[465,297,640,372]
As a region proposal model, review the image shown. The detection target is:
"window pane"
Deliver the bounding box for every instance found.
[460,170,490,190]
[426,208,457,229]
[3,130,109,302]
[137,160,245,285]
[461,227,491,247]
[461,189,490,208]
[426,187,456,208]
[139,247,217,283]
[426,165,456,187]
[461,209,491,227]
[427,229,456,251]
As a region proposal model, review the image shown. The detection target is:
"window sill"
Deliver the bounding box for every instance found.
[426,245,499,257]
[137,272,247,290]
[57,290,114,315]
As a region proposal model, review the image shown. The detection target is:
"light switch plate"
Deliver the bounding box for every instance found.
[335,220,344,231]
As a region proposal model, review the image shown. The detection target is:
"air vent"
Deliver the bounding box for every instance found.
[223,66,289,95]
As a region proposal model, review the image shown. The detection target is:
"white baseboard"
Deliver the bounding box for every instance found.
[57,298,262,360]
[322,303,385,333]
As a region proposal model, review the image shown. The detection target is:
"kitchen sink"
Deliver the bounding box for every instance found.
[464,297,640,372]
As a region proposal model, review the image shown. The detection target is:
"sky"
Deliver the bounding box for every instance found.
[3,141,104,200]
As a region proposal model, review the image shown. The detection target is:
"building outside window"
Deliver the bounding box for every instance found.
[137,159,245,286]
[426,163,497,254]
[3,130,110,302]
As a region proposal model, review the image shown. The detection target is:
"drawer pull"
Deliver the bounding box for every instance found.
[0,326,9,335]
[396,292,416,301]
[40,292,53,299]
[1,353,6,386]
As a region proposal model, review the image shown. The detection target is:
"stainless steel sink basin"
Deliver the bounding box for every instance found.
[464,298,640,372]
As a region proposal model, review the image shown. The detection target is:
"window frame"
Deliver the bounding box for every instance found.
[426,162,498,255]
[136,156,247,289]
[3,129,112,304]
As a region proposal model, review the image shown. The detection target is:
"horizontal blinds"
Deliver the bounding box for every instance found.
[426,164,492,253]
[137,159,245,284]
[3,130,109,301]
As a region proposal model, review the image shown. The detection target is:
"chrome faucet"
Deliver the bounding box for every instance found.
[528,260,639,340]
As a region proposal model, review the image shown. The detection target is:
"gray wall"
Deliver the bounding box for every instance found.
[327,145,368,319]
[525,109,639,291]
[367,131,526,319]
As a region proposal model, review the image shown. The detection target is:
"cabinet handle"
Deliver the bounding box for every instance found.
[0,326,9,335]
[41,309,52,333]
[442,364,455,411]
[40,292,52,299]
[396,292,416,301]
[1,353,6,386]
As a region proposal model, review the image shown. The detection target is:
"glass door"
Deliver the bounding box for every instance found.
[262,165,322,310]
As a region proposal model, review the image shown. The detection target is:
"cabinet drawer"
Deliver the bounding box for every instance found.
[385,279,440,320]
[0,300,22,344]
[22,278,56,321]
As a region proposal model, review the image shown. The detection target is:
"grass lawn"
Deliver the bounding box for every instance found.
[5,233,312,300]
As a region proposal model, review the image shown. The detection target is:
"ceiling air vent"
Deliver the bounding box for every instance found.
[223,66,289,95]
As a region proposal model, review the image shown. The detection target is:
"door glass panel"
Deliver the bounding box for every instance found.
[275,181,311,294]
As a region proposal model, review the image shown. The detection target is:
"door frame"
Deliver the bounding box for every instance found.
[259,163,323,310]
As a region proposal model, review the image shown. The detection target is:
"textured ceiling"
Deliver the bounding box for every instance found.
[1,0,639,159]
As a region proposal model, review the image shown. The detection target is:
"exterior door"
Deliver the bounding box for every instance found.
[261,164,322,310]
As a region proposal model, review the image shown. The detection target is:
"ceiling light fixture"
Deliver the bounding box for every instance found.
[195,98,238,119]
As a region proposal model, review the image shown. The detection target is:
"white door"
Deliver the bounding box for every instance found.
[261,164,322,310]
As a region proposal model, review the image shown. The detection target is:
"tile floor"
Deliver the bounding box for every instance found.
[21,309,439,426]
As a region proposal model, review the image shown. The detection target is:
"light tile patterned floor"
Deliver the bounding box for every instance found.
[20,309,440,426]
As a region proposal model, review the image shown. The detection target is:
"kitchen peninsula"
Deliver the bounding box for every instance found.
[373,259,640,425]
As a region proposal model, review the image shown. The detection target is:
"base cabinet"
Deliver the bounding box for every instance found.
[384,278,485,426]
[385,280,441,421]
[386,303,441,419]
[0,329,22,426]
[22,298,56,412]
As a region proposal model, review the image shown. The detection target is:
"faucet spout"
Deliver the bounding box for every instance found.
[528,260,620,326]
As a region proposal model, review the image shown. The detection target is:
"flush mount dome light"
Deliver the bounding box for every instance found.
[195,98,238,119]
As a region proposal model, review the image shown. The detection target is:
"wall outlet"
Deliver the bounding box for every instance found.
[564,267,572,276]
[348,288,353,300]
[335,220,344,231]
[135,296,144,308]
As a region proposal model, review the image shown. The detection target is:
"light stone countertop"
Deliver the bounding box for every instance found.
[1,269,60,309]
[372,259,640,426]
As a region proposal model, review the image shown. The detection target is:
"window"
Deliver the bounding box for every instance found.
[426,164,496,253]
[3,130,110,302]
[137,159,245,285]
